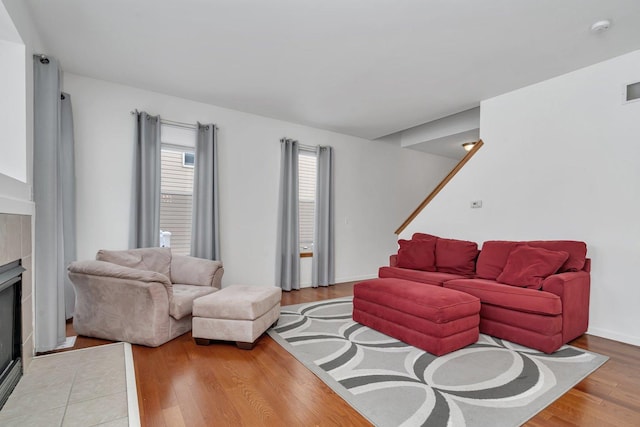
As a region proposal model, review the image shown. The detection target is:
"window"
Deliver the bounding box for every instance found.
[159,124,197,256]
[298,150,317,255]
[182,152,195,167]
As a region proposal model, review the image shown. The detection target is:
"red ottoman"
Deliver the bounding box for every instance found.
[353,278,481,356]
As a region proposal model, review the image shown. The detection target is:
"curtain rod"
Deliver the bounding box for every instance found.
[299,144,316,152]
[161,118,198,130]
[281,137,315,151]
[130,111,217,130]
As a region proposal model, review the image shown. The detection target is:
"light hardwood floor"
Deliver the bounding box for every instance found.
[63,282,640,426]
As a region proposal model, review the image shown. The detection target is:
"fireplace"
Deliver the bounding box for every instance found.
[0,260,24,410]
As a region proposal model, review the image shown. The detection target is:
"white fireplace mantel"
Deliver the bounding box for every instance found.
[0,173,33,215]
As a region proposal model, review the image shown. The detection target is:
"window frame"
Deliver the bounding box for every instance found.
[182,152,195,168]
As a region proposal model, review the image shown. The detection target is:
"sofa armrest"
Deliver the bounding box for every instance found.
[541,270,589,297]
[68,261,173,347]
[170,255,223,288]
[390,254,398,267]
[542,270,590,343]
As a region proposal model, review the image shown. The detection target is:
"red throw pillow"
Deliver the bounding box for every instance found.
[527,240,587,272]
[496,245,569,289]
[396,239,437,272]
[412,232,438,241]
[476,241,520,280]
[435,237,478,275]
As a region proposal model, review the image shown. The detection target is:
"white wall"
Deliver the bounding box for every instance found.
[63,73,456,287]
[1,0,45,213]
[0,1,27,206]
[0,39,26,183]
[402,50,640,346]
[0,0,43,366]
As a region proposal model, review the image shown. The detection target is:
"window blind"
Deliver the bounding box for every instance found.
[298,152,317,251]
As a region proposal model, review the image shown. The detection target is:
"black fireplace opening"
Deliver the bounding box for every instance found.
[0,260,24,410]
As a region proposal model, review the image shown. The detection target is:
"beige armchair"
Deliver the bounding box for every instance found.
[68,247,223,347]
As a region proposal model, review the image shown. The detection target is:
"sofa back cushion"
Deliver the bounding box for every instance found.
[396,239,436,271]
[477,240,587,280]
[496,245,569,289]
[526,240,587,272]
[410,233,478,275]
[171,255,223,287]
[434,237,478,275]
[97,247,172,280]
[476,241,520,280]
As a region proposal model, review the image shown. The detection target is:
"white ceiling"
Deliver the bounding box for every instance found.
[21,0,640,140]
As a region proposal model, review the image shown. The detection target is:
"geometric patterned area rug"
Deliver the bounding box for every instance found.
[268,297,608,427]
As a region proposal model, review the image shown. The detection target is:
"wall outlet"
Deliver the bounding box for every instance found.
[471,200,482,208]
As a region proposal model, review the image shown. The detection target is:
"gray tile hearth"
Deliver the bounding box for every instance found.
[0,343,134,427]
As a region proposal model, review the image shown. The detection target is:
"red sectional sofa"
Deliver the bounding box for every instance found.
[378,233,590,353]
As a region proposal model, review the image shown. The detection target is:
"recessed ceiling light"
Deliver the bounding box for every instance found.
[590,20,611,33]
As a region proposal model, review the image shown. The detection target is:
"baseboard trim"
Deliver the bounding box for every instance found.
[587,327,640,347]
[334,274,378,284]
[299,274,378,289]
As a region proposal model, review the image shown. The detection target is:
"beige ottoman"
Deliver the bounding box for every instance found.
[192,285,282,349]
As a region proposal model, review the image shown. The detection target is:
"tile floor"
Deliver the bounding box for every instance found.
[0,342,136,427]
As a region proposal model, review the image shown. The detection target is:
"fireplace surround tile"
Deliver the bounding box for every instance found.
[21,294,32,346]
[0,215,6,264]
[20,255,31,304]
[21,336,33,373]
[6,215,21,264]
[0,213,33,375]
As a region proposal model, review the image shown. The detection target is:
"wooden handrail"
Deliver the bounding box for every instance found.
[395,139,484,235]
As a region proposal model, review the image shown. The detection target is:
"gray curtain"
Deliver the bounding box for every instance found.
[276,138,300,291]
[130,111,161,248]
[33,55,77,352]
[191,123,220,260]
[60,93,77,316]
[312,146,335,287]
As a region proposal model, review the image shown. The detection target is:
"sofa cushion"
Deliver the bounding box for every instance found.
[396,239,436,271]
[355,278,480,323]
[496,245,569,289]
[170,284,218,320]
[379,266,465,286]
[527,240,587,272]
[97,247,172,280]
[443,279,562,315]
[475,241,520,280]
[193,285,282,320]
[434,237,478,275]
[477,240,587,279]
